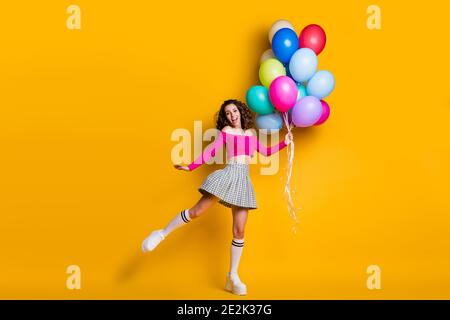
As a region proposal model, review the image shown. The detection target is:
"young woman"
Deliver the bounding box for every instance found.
[141,99,292,296]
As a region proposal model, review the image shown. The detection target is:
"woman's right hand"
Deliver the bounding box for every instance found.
[174,164,190,171]
[284,132,294,145]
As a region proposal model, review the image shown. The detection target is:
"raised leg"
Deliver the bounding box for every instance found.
[141,193,218,252]
[188,193,218,219]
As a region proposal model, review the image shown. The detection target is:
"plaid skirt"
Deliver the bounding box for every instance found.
[198,163,257,210]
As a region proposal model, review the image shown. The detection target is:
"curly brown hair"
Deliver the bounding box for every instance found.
[215,99,255,131]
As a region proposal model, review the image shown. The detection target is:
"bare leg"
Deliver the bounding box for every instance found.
[188,193,218,219]
[161,193,218,236]
[232,206,248,239]
[225,206,248,295]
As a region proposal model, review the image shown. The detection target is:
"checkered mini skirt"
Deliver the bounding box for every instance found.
[198,162,257,210]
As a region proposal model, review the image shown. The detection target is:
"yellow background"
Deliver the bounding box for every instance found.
[0,0,449,299]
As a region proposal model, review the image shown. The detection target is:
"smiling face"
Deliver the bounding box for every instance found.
[224,103,241,129]
[216,99,254,131]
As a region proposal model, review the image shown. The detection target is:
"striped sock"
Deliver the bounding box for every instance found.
[229,238,244,277]
[162,209,191,237]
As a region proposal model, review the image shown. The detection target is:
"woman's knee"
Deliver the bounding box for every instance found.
[233,226,245,239]
[188,207,201,219]
[190,194,217,218]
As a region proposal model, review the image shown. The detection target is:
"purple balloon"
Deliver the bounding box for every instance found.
[291,96,322,127]
[314,100,330,125]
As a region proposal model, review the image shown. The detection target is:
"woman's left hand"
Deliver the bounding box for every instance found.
[174,164,190,171]
[285,132,294,145]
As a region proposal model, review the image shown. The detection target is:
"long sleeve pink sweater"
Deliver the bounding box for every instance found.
[188,131,287,171]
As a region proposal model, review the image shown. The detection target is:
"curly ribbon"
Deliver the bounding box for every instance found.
[282,112,300,234]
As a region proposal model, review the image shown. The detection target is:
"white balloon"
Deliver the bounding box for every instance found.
[269,19,295,44]
[259,49,274,64]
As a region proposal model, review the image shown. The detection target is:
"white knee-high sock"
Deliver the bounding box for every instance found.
[229,238,244,277]
[162,209,191,237]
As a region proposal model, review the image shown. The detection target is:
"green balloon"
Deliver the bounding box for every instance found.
[296,83,307,101]
[259,58,286,88]
[246,86,274,115]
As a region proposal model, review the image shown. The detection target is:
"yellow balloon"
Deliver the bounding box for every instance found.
[259,58,286,88]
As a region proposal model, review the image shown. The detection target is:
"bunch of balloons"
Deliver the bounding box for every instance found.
[246,19,335,130]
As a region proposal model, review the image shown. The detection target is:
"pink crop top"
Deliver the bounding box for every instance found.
[188,131,287,171]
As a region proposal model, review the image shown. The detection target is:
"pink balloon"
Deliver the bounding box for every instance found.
[314,100,331,125]
[269,76,298,112]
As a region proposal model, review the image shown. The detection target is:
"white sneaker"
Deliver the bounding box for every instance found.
[141,229,166,252]
[225,273,247,296]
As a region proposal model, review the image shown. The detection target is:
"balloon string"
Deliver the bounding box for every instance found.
[282,112,300,234]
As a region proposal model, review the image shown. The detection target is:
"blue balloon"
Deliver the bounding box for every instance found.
[306,70,335,99]
[246,85,274,115]
[272,28,299,64]
[289,48,318,82]
[296,83,307,101]
[284,63,292,78]
[256,113,283,132]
